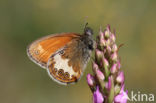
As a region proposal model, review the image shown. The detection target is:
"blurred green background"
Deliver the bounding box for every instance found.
[0,0,156,103]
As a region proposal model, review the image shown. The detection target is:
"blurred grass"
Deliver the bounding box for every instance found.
[0,0,156,103]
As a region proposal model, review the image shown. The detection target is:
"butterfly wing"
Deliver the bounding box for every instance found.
[27,33,80,69]
[47,37,92,85]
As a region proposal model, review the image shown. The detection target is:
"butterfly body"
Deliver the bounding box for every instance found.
[27,26,94,85]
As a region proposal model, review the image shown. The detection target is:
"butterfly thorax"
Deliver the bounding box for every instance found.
[80,35,94,51]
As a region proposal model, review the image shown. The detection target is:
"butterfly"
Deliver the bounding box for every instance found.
[27,23,95,85]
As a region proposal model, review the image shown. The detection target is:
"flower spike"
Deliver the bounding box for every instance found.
[87,25,128,103]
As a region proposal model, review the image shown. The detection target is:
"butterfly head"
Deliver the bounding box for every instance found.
[82,23,95,51]
[84,23,93,36]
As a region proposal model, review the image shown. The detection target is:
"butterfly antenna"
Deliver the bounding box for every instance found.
[117,43,124,52]
[84,16,89,29]
[84,22,88,29]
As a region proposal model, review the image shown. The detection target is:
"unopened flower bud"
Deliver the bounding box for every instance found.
[99,28,104,40]
[116,71,125,84]
[92,62,99,73]
[96,69,105,81]
[102,57,109,68]
[87,74,95,87]
[105,39,110,46]
[110,33,116,42]
[100,39,106,48]
[117,60,121,69]
[107,46,111,54]
[104,25,111,38]
[102,56,110,77]
[111,52,118,62]
[108,76,112,90]
[112,44,118,52]
[111,63,117,74]
[95,49,103,62]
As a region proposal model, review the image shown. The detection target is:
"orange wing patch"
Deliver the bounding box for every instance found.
[27,33,80,68]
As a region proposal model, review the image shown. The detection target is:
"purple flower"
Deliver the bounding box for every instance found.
[99,28,104,40]
[92,62,99,73]
[111,63,117,74]
[117,60,121,69]
[87,74,95,86]
[108,76,112,90]
[100,39,106,47]
[112,44,118,52]
[95,69,105,81]
[93,86,104,103]
[102,56,109,68]
[114,85,128,103]
[87,25,127,103]
[107,46,112,54]
[95,49,103,61]
[111,52,118,61]
[110,33,116,42]
[105,76,112,91]
[116,71,125,84]
[106,39,111,46]
[104,25,111,38]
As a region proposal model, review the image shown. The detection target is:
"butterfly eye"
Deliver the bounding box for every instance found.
[88,45,93,50]
[88,41,93,50]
